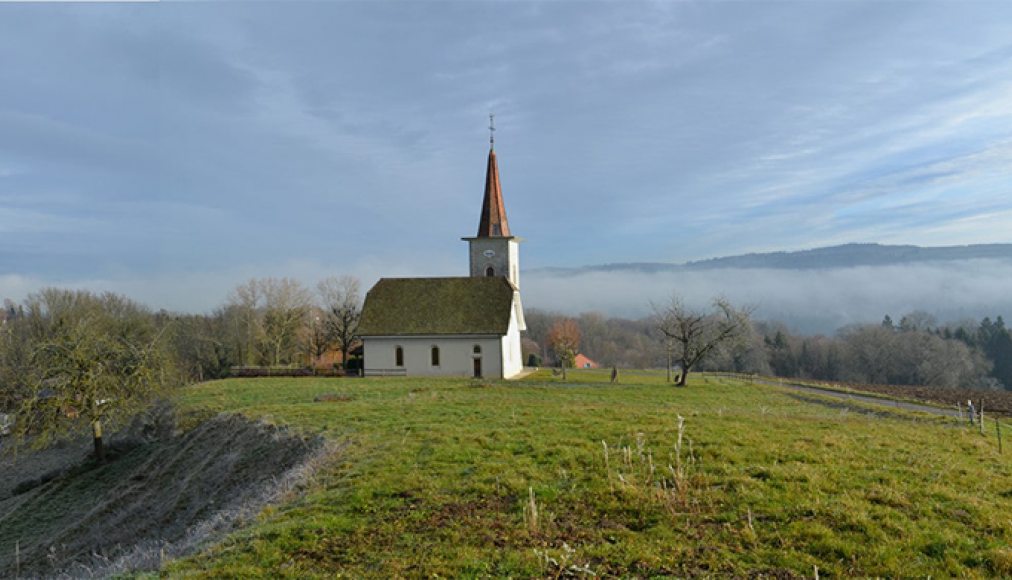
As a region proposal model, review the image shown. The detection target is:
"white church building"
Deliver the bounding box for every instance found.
[358,134,527,379]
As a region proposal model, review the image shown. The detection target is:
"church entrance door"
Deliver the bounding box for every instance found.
[473,358,482,378]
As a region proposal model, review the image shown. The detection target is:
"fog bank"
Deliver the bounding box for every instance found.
[523,259,1012,334]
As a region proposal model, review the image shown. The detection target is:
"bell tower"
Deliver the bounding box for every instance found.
[462,114,521,290]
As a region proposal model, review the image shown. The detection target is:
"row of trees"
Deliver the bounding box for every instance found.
[762,314,1010,388]
[524,305,1010,390]
[3,282,1008,462]
[164,275,364,382]
[532,297,753,385]
[220,276,362,372]
[1,277,364,460]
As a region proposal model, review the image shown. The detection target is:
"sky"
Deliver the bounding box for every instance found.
[1,1,1011,316]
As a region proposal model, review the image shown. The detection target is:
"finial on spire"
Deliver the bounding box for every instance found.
[488,112,495,149]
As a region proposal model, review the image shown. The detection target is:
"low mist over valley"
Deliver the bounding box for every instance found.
[525,243,1012,334]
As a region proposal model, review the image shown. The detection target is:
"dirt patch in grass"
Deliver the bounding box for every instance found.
[314,392,355,403]
[0,410,330,578]
[847,383,1012,417]
[788,379,1012,417]
[784,393,917,420]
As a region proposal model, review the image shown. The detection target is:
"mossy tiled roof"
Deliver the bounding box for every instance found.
[358,277,515,336]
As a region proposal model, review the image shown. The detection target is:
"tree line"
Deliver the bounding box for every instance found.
[523,308,1012,390]
[3,281,1008,462]
[1,277,362,459]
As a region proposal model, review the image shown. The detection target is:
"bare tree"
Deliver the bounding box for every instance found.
[654,295,752,386]
[225,278,313,367]
[302,306,331,370]
[548,318,581,380]
[317,276,362,371]
[227,279,264,366]
[260,278,312,366]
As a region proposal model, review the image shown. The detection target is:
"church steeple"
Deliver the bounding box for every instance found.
[462,115,525,331]
[476,148,511,237]
[477,114,510,237]
[464,116,521,290]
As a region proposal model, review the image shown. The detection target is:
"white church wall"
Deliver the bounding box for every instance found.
[500,307,524,379]
[507,239,520,288]
[364,336,504,378]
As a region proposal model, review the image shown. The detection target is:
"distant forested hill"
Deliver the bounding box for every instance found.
[542,243,1012,274]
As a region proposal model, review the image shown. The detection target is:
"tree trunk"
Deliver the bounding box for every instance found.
[677,363,690,387]
[666,342,672,383]
[92,419,105,463]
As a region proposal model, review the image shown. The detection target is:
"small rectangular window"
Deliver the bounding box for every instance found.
[431,346,440,366]
[395,346,404,367]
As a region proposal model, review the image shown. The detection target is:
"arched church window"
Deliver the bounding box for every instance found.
[473,344,481,354]
[431,346,440,366]
[485,266,495,277]
[395,346,404,367]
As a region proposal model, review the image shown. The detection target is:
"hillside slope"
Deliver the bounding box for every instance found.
[0,412,324,578]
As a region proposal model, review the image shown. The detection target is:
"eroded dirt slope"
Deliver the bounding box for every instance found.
[0,412,325,578]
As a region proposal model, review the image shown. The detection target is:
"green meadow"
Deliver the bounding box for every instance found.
[170,370,1012,578]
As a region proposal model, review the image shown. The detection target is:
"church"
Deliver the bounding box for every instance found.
[358,130,527,379]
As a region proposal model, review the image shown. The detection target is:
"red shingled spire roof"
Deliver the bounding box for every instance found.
[476,147,511,237]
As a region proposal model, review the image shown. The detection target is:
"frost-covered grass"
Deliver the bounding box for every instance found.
[169,370,1012,577]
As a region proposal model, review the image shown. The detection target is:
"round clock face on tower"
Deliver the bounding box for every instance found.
[482,249,496,258]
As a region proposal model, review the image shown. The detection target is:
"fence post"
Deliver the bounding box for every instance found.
[997,419,1003,454]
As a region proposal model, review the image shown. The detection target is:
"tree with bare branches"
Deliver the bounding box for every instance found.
[548,318,581,380]
[317,276,362,371]
[302,306,331,369]
[226,279,264,366]
[654,295,752,386]
[226,278,312,367]
[260,278,313,367]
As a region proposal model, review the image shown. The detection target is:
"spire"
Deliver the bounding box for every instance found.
[489,112,495,149]
[476,143,511,237]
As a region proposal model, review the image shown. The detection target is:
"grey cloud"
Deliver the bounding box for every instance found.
[1,2,1011,303]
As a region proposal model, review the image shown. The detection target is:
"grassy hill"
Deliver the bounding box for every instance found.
[164,370,1011,578]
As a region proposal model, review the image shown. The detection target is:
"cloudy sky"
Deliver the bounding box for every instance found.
[1,1,1011,314]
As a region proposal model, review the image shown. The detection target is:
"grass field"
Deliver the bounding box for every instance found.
[169,370,1012,578]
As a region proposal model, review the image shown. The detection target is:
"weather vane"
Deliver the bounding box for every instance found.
[489,112,495,148]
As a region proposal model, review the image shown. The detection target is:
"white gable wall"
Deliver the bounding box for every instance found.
[501,303,524,378]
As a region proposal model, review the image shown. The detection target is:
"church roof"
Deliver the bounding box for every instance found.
[358,277,516,336]
[476,148,511,237]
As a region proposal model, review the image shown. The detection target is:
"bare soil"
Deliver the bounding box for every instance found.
[814,380,1012,417]
[0,408,326,578]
